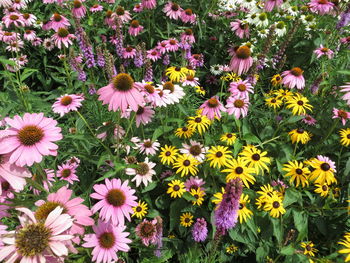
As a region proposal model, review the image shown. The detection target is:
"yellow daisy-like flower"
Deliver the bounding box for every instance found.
[265,97,283,110]
[190,188,205,206]
[285,93,313,115]
[172,154,199,177]
[226,244,238,254]
[167,180,186,198]
[273,89,293,101]
[271,74,283,86]
[206,145,233,168]
[340,128,350,147]
[238,193,253,223]
[282,160,310,187]
[308,158,337,185]
[175,126,195,138]
[184,66,196,77]
[132,201,148,219]
[255,196,266,210]
[240,145,271,174]
[314,183,329,197]
[194,86,206,96]
[187,114,211,135]
[257,184,274,199]
[165,66,188,83]
[159,145,178,165]
[222,157,256,188]
[339,233,350,262]
[288,128,312,144]
[180,212,194,227]
[263,192,286,218]
[221,72,241,82]
[301,241,318,257]
[220,133,237,145]
[212,187,225,206]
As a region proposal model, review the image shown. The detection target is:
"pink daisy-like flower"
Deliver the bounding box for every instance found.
[97,123,125,141]
[135,219,158,246]
[72,0,87,18]
[302,114,317,126]
[340,83,350,106]
[156,40,168,54]
[0,154,31,193]
[141,0,156,9]
[122,46,136,59]
[228,79,254,99]
[49,13,70,32]
[314,44,334,59]
[22,13,37,26]
[163,1,183,20]
[23,29,36,41]
[181,8,196,24]
[2,12,25,28]
[135,82,161,106]
[32,169,56,195]
[35,186,94,244]
[226,96,250,119]
[0,113,62,167]
[12,0,27,9]
[230,20,250,39]
[90,178,138,226]
[229,45,253,75]
[56,163,79,185]
[6,40,24,52]
[147,49,161,62]
[134,139,160,156]
[309,0,334,15]
[90,4,103,12]
[0,206,74,263]
[264,0,283,11]
[43,38,55,50]
[114,6,131,24]
[0,0,12,8]
[82,220,131,263]
[133,3,143,12]
[199,96,226,120]
[180,140,208,162]
[180,28,195,44]
[165,38,180,52]
[97,73,145,113]
[51,28,76,49]
[181,75,200,87]
[281,67,305,90]
[0,31,19,43]
[125,157,156,187]
[184,176,206,192]
[189,54,204,68]
[136,106,155,127]
[52,94,84,117]
[154,88,172,107]
[128,20,144,36]
[333,108,350,125]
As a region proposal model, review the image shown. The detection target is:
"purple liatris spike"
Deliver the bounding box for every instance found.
[214,178,242,235]
[144,61,153,82]
[78,70,87,82]
[96,47,105,67]
[162,54,170,65]
[192,218,208,242]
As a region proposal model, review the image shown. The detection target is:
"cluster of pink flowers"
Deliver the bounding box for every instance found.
[163,2,197,24]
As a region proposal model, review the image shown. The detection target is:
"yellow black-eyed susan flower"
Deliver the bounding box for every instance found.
[190,188,205,206]
[338,232,350,262]
[314,183,329,197]
[301,241,318,257]
[240,145,271,174]
[340,128,350,147]
[206,145,233,168]
[159,145,178,165]
[271,74,283,86]
[285,93,313,115]
[167,180,186,198]
[180,212,194,227]
[263,192,286,218]
[175,126,195,138]
[172,154,199,177]
[288,128,312,144]
[220,132,237,145]
[132,201,148,219]
[265,97,283,110]
[282,160,310,187]
[238,193,253,223]
[187,114,211,135]
[165,66,188,82]
[222,157,256,188]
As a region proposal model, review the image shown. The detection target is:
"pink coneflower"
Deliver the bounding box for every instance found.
[230,20,250,39]
[0,31,19,43]
[114,6,131,23]
[97,73,145,113]
[51,28,76,49]
[333,108,350,125]
[309,0,334,15]
[264,0,283,11]
[125,157,156,187]
[154,88,172,107]
[340,83,350,106]
[314,44,334,59]
[0,0,11,8]
[199,96,226,120]
[97,123,125,141]
[32,169,55,195]
[226,96,250,119]
[90,178,138,226]
[104,10,115,27]
[158,81,185,104]
[82,220,131,263]
[129,20,144,36]
[122,46,136,59]
[135,106,155,127]
[135,82,160,107]
[135,139,160,155]
[165,38,180,52]
[281,67,305,90]
[302,114,317,126]
[181,8,196,24]
[180,140,208,162]
[133,3,143,12]
[52,94,84,117]
[0,207,74,263]
[22,13,37,26]
[43,38,54,50]
[12,0,27,9]
[180,28,195,44]
[141,0,156,9]
[56,163,79,184]
[184,176,206,192]
[135,219,158,246]
[0,154,31,193]
[147,49,161,62]
[156,40,168,54]
[181,75,199,87]
[0,113,62,167]
[0,224,7,248]
[6,40,24,52]
[90,4,103,12]
[229,45,253,75]
[163,1,183,20]
[2,12,25,28]
[49,13,70,31]
[228,79,254,99]
[72,0,87,18]
[189,54,204,68]
[23,29,36,41]
[35,186,94,244]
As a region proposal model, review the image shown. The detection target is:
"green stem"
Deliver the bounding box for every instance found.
[293,143,298,157]
[261,136,281,146]
[63,48,73,90]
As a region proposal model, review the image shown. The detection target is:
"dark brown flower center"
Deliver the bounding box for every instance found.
[195,117,202,123]
[318,0,328,4]
[73,0,82,8]
[236,46,251,59]
[165,151,171,156]
[169,39,177,45]
[184,217,190,223]
[185,29,193,35]
[136,206,142,212]
[143,141,152,148]
[106,189,126,207]
[183,160,191,166]
[131,20,139,28]
[189,145,201,156]
[23,13,30,19]
[296,128,304,134]
[1,181,10,191]
[271,99,276,103]
[252,153,260,161]
[61,169,71,178]
[272,201,280,208]
[116,7,125,15]
[163,82,175,93]
[306,244,312,251]
[338,110,348,119]
[140,222,156,237]
[321,47,329,53]
[173,185,180,191]
[60,95,72,106]
[106,10,113,17]
[290,67,303,77]
[297,100,304,106]
[237,84,247,92]
[215,151,223,157]
[182,127,188,132]
[125,46,133,52]
[185,8,193,15]
[112,73,134,92]
[235,167,243,174]
[10,14,19,21]
[295,168,303,175]
[53,13,62,22]
[171,3,179,11]
[322,185,328,191]
[136,162,150,175]
[208,98,219,108]
[57,28,69,38]
[99,232,116,249]
[136,106,145,115]
[234,99,244,108]
[347,134,350,139]
[144,84,155,93]
[320,163,330,171]
[18,125,44,146]
[226,133,233,138]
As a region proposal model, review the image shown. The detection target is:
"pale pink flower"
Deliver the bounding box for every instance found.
[133,3,143,12]
[72,0,87,18]
[32,169,56,195]
[134,139,160,155]
[228,79,254,99]
[135,82,160,107]
[0,31,19,43]
[90,178,138,226]
[129,20,144,36]
[51,28,76,49]
[2,12,25,28]
[199,96,226,120]
[163,1,183,20]
[332,108,350,125]
[33,38,43,47]
[43,38,54,50]
[181,75,199,87]
[229,45,253,75]
[125,157,156,187]
[156,40,168,54]
[49,13,70,31]
[165,38,180,52]
[281,67,305,90]
[340,83,350,106]
[23,29,36,41]
[141,0,156,9]
[264,0,283,11]
[180,140,208,162]
[52,94,84,117]
[135,219,158,246]
[22,13,37,26]
[97,123,125,141]
[113,7,131,23]
[309,0,334,15]
[157,81,185,104]
[0,207,74,263]
[0,113,62,167]
[0,224,7,248]
[230,20,250,39]
[180,28,195,44]
[90,4,103,12]
[12,0,27,9]
[181,8,196,24]
[302,114,317,126]
[6,40,24,52]
[82,220,131,263]
[56,163,79,185]
[0,0,12,8]
[184,176,206,191]
[122,46,136,59]
[314,44,334,59]
[226,96,250,119]
[147,49,161,62]
[136,106,155,127]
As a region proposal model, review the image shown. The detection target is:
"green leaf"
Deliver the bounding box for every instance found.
[281,245,295,256]
[152,126,173,141]
[256,247,268,262]
[169,199,187,231]
[271,218,283,244]
[293,210,308,241]
[182,191,196,202]
[283,188,302,207]
[243,133,261,144]
[142,181,157,193]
